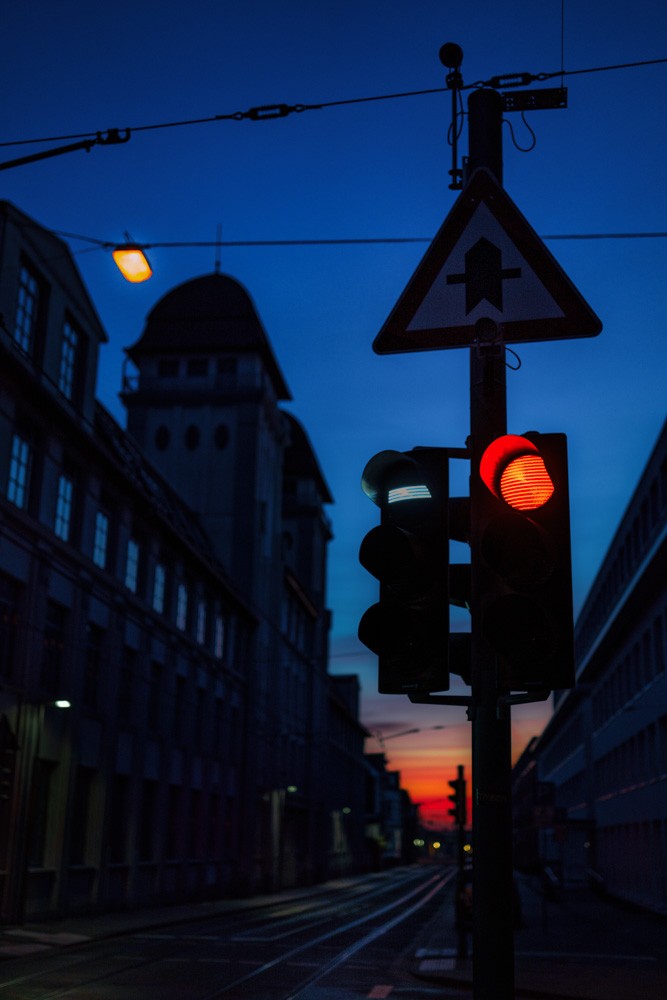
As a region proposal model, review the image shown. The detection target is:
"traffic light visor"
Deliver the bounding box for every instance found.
[362,450,433,508]
[480,435,554,511]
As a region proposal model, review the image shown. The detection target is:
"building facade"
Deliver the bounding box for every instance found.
[0,201,367,921]
[512,416,667,913]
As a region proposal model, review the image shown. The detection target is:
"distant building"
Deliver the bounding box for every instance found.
[512,416,667,913]
[325,676,369,878]
[364,753,417,866]
[0,201,367,921]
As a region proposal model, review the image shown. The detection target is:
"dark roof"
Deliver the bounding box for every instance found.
[0,201,108,343]
[283,412,333,504]
[125,272,290,399]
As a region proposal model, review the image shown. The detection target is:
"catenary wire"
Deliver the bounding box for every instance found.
[51,229,667,248]
[1,56,665,148]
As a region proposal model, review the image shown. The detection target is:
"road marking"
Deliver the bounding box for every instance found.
[0,943,52,957]
[367,987,393,998]
[418,958,456,971]
[515,950,657,962]
[132,933,175,940]
[415,947,457,958]
[5,929,90,945]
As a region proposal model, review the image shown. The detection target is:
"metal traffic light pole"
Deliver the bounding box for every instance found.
[466,87,515,1000]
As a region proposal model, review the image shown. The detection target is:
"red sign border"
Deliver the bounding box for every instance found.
[373,169,603,355]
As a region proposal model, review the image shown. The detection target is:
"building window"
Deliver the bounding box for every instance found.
[196,600,207,645]
[138,780,157,862]
[214,424,229,450]
[185,425,200,450]
[157,359,179,377]
[54,474,73,541]
[173,676,187,742]
[153,563,166,613]
[155,425,170,451]
[187,358,208,377]
[147,661,161,732]
[118,651,134,723]
[83,623,104,710]
[108,776,128,863]
[176,584,188,631]
[69,766,94,865]
[40,601,67,693]
[7,433,32,509]
[27,761,55,868]
[0,573,20,684]
[58,320,78,400]
[125,539,140,593]
[166,785,182,859]
[214,616,225,659]
[14,263,40,353]
[93,511,109,568]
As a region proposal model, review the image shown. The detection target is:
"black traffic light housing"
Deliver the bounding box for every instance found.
[358,447,455,695]
[477,431,574,691]
[448,774,467,827]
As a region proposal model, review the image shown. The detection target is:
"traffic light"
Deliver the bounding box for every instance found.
[477,431,574,690]
[448,773,467,827]
[358,448,452,694]
[0,749,15,807]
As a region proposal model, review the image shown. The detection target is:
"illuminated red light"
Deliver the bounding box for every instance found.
[480,434,554,511]
[499,455,554,510]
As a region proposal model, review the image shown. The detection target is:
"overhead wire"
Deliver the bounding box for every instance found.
[1,55,666,149]
[47,227,667,250]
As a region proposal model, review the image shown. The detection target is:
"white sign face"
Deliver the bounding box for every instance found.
[373,168,602,354]
[407,202,565,331]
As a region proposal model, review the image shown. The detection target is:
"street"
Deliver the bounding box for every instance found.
[1,866,666,999]
[0,866,456,1000]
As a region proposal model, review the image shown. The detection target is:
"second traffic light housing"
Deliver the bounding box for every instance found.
[478,432,574,690]
[358,448,452,695]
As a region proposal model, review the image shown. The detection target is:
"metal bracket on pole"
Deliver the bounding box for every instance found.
[496,689,550,719]
[408,693,472,707]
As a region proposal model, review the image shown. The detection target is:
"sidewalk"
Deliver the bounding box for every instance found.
[0,877,350,961]
[411,873,667,999]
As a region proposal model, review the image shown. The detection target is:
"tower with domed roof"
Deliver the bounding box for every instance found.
[121,272,292,604]
[121,271,347,890]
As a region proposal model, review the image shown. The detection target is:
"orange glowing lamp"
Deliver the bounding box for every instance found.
[480,435,554,511]
[112,244,152,283]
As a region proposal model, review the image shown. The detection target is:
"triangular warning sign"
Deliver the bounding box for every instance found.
[373,169,602,354]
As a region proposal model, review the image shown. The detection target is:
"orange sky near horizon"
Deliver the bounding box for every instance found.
[363,692,553,830]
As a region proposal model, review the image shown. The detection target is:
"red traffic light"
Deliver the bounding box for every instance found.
[480,435,554,511]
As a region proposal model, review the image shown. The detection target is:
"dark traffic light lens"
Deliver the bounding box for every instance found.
[483,594,556,669]
[481,512,556,588]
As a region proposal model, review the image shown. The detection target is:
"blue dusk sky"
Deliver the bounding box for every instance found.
[2,1,666,822]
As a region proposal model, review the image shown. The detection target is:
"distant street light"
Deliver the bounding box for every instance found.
[371,724,450,751]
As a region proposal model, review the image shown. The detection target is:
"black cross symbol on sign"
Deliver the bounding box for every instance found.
[446,237,521,314]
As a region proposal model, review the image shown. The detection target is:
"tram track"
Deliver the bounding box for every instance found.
[0,865,455,1000]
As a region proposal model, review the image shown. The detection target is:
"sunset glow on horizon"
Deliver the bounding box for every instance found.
[362,692,553,829]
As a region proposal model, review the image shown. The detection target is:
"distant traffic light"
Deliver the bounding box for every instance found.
[358,448,451,694]
[0,748,16,809]
[448,772,467,827]
[477,432,574,690]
